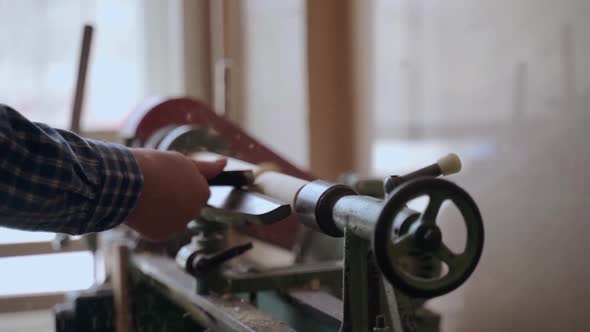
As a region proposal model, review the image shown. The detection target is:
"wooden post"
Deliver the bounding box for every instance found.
[182,0,213,103]
[111,245,133,332]
[209,0,245,123]
[307,0,375,180]
[70,25,93,135]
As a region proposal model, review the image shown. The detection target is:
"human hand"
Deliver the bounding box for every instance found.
[125,149,226,242]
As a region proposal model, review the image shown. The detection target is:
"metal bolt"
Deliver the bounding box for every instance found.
[373,315,392,332]
[376,315,385,327]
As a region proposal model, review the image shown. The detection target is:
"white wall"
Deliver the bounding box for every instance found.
[0,310,54,332]
[241,0,309,168]
[375,0,590,135]
[373,1,590,331]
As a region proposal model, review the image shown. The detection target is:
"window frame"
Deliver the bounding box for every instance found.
[0,0,213,314]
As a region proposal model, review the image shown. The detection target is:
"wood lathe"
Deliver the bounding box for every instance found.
[55,97,485,332]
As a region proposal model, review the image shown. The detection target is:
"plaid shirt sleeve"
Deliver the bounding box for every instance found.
[0,104,143,234]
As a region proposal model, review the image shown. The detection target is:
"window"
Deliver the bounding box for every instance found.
[0,0,146,130]
[0,0,187,309]
[0,252,94,296]
[241,0,309,168]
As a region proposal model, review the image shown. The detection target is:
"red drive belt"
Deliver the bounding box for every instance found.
[121,97,313,249]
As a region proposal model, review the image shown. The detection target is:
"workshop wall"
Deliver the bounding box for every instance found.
[374,0,590,136]
[240,0,310,169]
[431,110,590,332]
[0,310,54,332]
[373,0,590,331]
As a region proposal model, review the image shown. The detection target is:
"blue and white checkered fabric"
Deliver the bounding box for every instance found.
[0,104,143,234]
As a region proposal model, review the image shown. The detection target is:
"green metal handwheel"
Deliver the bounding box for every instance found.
[373,177,485,298]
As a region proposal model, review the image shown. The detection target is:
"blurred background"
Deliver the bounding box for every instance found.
[0,0,589,331]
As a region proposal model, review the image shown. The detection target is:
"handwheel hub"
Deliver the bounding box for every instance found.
[414,224,442,251]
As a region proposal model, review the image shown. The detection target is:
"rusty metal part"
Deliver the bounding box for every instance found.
[121,97,312,249]
[131,252,295,332]
[340,230,373,332]
[224,261,343,293]
[287,290,343,323]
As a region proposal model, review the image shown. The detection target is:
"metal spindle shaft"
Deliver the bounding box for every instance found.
[332,195,420,241]
[295,180,420,241]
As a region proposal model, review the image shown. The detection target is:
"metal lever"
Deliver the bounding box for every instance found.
[203,187,291,225]
[207,170,254,187]
[177,237,253,276]
[193,242,253,274]
[384,153,462,194]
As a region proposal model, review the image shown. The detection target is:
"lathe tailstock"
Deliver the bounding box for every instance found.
[56,97,484,332]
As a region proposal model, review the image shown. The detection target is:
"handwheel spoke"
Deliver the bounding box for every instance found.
[434,244,459,268]
[391,234,414,257]
[422,193,445,225]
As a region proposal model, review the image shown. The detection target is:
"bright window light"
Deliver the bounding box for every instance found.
[0,0,145,130]
[0,252,94,296]
[0,227,82,245]
[371,138,496,175]
[0,228,56,245]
